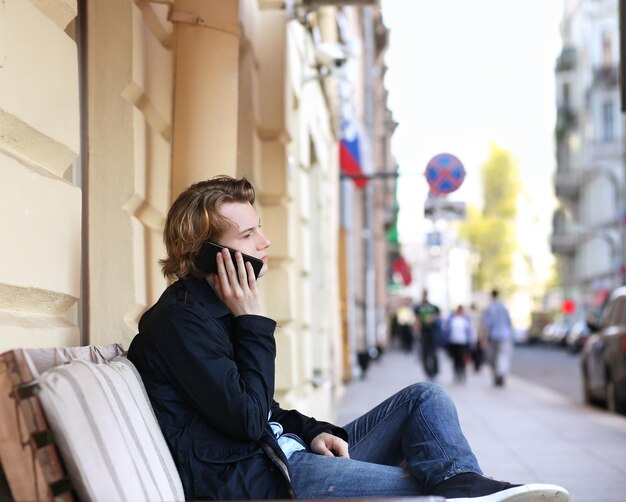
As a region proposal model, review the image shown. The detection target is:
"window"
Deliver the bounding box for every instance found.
[603,295,626,327]
[602,100,614,141]
[612,297,626,326]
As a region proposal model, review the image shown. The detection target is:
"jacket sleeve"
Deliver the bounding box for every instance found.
[153,307,277,442]
[270,401,348,447]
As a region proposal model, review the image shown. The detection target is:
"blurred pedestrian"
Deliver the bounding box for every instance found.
[482,289,514,387]
[391,310,402,348]
[392,304,415,353]
[413,289,441,380]
[444,305,474,383]
[468,302,486,372]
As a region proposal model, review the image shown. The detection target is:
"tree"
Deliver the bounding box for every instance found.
[459,145,521,295]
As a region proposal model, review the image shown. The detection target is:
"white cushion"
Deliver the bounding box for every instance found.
[35,356,185,502]
[22,343,124,375]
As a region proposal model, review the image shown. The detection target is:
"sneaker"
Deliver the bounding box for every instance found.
[429,473,569,501]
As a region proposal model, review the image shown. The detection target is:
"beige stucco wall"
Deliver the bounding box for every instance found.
[86,0,171,348]
[0,0,81,352]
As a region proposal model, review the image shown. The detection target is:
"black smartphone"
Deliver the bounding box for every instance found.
[196,241,264,279]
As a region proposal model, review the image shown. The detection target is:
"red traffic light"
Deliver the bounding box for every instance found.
[562,299,576,315]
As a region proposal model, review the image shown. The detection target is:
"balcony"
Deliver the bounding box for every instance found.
[551,208,578,256]
[592,65,619,88]
[554,170,581,200]
[550,233,578,256]
[555,46,576,72]
[555,139,572,169]
[555,106,577,139]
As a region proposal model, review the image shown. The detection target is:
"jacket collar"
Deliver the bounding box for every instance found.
[180,277,230,318]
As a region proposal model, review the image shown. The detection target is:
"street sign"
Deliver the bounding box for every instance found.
[426,231,442,247]
[425,153,466,194]
[424,199,466,220]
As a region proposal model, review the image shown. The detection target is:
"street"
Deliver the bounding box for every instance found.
[511,343,584,404]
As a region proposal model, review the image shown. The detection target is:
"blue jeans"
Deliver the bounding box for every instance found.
[288,383,482,498]
[421,339,439,378]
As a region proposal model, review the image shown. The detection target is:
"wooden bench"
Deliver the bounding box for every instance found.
[0,346,69,501]
[0,345,444,502]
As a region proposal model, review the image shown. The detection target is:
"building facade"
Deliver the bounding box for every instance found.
[0,0,396,421]
[552,0,626,315]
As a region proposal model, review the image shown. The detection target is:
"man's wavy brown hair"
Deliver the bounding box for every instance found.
[160,176,256,280]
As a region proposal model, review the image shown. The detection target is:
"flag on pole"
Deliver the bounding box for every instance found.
[340,118,367,188]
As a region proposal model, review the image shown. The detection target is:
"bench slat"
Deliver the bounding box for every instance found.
[0,351,75,501]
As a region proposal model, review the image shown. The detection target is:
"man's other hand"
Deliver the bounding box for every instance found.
[310,432,350,458]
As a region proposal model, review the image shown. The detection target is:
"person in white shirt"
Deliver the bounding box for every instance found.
[444,305,475,383]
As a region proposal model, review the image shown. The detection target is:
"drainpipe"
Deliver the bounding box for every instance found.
[363,6,376,354]
[170,0,240,198]
[341,180,359,378]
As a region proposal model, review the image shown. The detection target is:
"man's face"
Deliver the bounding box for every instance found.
[217,201,271,277]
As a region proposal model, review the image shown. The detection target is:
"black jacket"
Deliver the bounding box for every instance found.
[127,277,346,500]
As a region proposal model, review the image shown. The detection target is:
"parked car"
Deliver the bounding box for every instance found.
[513,327,529,345]
[527,311,553,343]
[581,286,626,415]
[540,320,570,345]
[565,320,591,353]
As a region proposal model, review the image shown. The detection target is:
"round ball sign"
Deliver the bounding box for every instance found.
[425,153,466,194]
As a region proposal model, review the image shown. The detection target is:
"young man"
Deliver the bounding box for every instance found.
[127,176,569,501]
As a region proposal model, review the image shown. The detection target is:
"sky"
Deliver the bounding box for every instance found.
[379,0,565,281]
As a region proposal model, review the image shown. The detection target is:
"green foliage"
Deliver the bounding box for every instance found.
[546,258,561,290]
[482,145,521,219]
[459,145,521,295]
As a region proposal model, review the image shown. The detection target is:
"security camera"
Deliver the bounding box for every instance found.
[314,43,348,69]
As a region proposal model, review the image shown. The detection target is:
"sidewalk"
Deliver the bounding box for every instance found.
[334,348,626,502]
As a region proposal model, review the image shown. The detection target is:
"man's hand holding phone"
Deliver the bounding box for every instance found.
[213,248,261,317]
[197,242,264,278]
